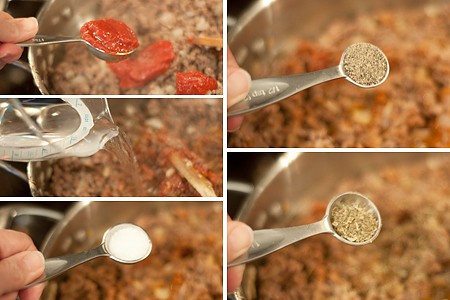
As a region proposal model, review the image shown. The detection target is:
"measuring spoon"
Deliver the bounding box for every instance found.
[228,192,382,267]
[17,34,136,62]
[228,43,390,117]
[23,223,152,288]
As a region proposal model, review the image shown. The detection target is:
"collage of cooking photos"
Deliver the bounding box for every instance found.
[1,0,450,299]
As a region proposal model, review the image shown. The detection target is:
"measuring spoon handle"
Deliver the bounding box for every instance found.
[228,220,330,267]
[23,245,108,289]
[17,35,82,47]
[227,66,343,117]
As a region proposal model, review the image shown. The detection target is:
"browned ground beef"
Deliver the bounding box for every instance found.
[228,3,450,147]
[49,0,222,95]
[45,204,223,300]
[42,99,222,196]
[252,155,450,299]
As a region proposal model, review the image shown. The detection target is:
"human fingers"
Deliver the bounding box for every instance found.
[17,283,46,300]
[0,43,24,69]
[0,251,45,295]
[0,17,38,43]
[0,11,14,21]
[227,219,253,292]
[0,291,18,300]
[227,47,251,132]
[0,230,36,259]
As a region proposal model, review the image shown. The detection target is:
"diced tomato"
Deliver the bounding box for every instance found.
[108,40,175,89]
[176,71,218,95]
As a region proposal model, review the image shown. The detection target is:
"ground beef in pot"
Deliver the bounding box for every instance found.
[253,155,450,299]
[46,204,223,300]
[228,3,450,147]
[49,0,222,95]
[41,99,222,197]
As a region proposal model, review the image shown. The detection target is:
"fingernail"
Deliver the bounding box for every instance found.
[228,69,252,106]
[23,251,45,275]
[229,223,254,258]
[227,115,244,132]
[15,17,38,34]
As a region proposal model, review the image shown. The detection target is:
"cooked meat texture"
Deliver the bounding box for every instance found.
[255,155,450,299]
[229,4,450,147]
[50,0,222,95]
[49,204,223,300]
[44,99,223,197]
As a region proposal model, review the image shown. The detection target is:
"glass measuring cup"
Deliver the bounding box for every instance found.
[0,98,118,162]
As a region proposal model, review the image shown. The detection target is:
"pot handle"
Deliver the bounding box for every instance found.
[0,204,63,229]
[10,60,31,73]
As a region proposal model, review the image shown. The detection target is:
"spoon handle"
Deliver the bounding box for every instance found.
[228,220,330,267]
[23,245,108,289]
[227,66,343,117]
[17,35,82,47]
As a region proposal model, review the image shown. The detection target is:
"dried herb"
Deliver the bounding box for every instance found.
[342,43,388,87]
[330,197,378,243]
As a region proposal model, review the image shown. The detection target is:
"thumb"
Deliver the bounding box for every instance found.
[227,47,251,131]
[227,220,253,292]
[0,251,45,294]
[0,17,38,43]
[227,221,254,262]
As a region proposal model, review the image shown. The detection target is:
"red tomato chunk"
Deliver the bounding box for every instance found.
[80,18,139,54]
[176,71,218,95]
[108,40,176,89]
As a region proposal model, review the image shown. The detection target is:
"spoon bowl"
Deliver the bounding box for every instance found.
[326,192,382,246]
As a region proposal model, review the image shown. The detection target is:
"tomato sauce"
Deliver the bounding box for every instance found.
[176,71,218,95]
[80,18,139,54]
[108,40,175,89]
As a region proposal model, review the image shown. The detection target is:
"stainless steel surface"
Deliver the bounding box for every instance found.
[0,204,63,230]
[229,152,448,299]
[38,201,219,299]
[24,244,107,288]
[228,42,389,116]
[228,192,381,267]
[28,0,101,94]
[228,0,444,75]
[26,99,135,196]
[19,34,135,62]
[0,204,64,248]
[227,66,342,116]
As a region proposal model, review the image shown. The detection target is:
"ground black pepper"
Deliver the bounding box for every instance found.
[342,43,388,87]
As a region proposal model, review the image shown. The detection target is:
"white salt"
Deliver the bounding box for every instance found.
[105,224,152,263]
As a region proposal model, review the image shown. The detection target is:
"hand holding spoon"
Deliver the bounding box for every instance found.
[228,192,382,267]
[17,19,139,63]
[17,34,135,62]
[228,43,390,117]
[23,223,152,288]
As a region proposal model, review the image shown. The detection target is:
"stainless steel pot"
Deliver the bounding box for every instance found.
[0,201,222,299]
[28,0,99,94]
[228,0,446,75]
[26,98,223,197]
[229,152,450,299]
[27,98,138,196]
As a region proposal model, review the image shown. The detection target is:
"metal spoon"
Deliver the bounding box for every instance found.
[228,192,382,267]
[227,42,390,117]
[17,35,136,62]
[23,223,152,288]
